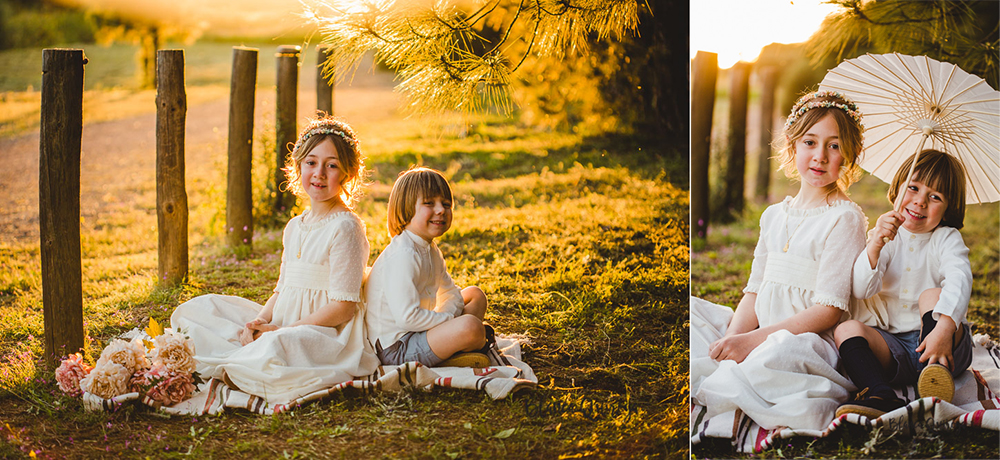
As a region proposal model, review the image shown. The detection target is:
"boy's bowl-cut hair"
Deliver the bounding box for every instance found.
[888,149,966,230]
[387,167,453,237]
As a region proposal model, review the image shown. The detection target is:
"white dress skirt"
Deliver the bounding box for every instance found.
[171,211,379,404]
[691,198,867,431]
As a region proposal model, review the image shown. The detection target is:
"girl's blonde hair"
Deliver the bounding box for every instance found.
[775,91,865,192]
[888,149,966,230]
[387,167,453,237]
[283,117,367,207]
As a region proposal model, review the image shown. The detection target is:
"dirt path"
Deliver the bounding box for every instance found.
[0,74,400,244]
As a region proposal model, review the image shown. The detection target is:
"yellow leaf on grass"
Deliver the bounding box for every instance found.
[145,317,164,338]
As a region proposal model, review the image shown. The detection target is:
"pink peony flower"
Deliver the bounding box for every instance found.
[157,372,196,406]
[133,363,196,407]
[150,332,197,374]
[55,353,92,397]
[130,363,168,392]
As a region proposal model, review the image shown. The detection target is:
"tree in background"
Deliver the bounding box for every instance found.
[90,13,164,89]
[807,0,999,89]
[309,0,685,140]
[0,0,96,50]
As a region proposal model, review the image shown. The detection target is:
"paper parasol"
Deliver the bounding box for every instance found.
[819,53,1000,205]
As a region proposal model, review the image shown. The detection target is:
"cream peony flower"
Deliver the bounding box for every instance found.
[150,332,197,374]
[79,362,132,399]
[95,338,149,373]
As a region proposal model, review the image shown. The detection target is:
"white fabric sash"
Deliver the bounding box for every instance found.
[281,262,329,290]
[762,252,819,292]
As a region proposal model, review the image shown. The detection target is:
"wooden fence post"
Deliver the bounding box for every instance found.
[227,47,258,249]
[722,61,752,218]
[39,48,86,361]
[156,49,188,285]
[316,45,334,115]
[691,51,718,239]
[755,66,779,202]
[274,45,301,216]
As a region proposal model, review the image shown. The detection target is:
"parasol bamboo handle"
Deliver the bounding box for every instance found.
[883,130,933,244]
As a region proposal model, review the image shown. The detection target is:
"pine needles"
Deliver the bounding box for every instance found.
[307,0,641,115]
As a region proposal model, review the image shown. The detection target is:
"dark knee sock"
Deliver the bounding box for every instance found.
[839,336,895,399]
[920,311,937,342]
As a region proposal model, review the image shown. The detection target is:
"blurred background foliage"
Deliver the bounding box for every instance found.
[808,0,999,90]
[2,0,686,142]
[514,0,686,140]
[752,0,999,117]
[0,0,96,49]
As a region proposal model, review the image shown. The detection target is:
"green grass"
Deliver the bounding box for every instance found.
[0,103,686,457]
[691,170,999,459]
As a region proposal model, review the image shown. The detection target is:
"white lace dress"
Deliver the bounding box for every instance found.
[171,211,379,404]
[691,198,867,431]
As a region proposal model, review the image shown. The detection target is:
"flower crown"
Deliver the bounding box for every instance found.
[784,90,865,132]
[292,118,359,156]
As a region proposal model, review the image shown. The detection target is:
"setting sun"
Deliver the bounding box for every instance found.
[691,0,839,68]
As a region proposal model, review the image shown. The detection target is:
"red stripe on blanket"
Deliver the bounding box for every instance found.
[755,427,770,452]
[441,377,452,387]
[972,410,984,427]
[972,370,994,401]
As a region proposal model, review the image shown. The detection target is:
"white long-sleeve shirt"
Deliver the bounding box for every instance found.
[851,226,971,334]
[364,230,465,349]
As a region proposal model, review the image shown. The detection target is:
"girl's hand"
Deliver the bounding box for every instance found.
[869,210,905,247]
[247,322,280,334]
[709,330,764,363]
[245,317,267,329]
[238,327,261,346]
[916,323,956,371]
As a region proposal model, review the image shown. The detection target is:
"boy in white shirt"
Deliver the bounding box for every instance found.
[835,150,974,418]
[365,167,493,368]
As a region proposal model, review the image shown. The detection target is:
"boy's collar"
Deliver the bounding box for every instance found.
[401,229,432,248]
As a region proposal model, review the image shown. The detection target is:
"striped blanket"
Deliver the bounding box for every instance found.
[83,335,536,415]
[691,334,1000,453]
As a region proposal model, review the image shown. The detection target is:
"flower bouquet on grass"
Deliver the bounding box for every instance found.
[55,318,202,411]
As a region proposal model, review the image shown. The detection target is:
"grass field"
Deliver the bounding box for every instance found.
[0,41,686,457]
[691,169,1000,459]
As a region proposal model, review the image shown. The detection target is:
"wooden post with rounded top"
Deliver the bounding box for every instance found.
[156,49,188,285]
[316,45,334,116]
[755,66,779,202]
[274,45,301,217]
[722,60,752,218]
[39,48,86,362]
[691,51,718,240]
[227,46,257,249]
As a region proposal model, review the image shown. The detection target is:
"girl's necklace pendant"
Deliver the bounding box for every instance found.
[783,242,790,252]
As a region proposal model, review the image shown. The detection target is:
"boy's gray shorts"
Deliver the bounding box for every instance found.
[877,322,973,386]
[375,331,443,367]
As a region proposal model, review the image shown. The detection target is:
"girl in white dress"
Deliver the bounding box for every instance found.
[171,117,379,404]
[691,91,868,432]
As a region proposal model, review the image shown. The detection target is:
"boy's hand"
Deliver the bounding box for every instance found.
[916,322,956,371]
[869,210,905,247]
[709,330,764,364]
